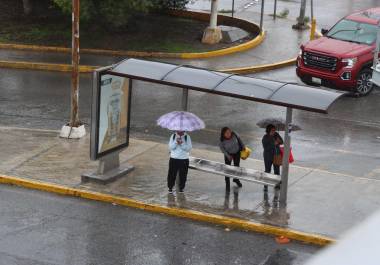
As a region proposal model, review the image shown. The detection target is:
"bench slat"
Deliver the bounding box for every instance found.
[189,156,281,187]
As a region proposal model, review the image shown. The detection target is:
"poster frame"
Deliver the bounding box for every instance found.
[90,68,132,160]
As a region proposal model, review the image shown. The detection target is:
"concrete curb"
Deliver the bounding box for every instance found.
[0,11,265,60]
[221,58,296,74]
[0,27,321,74]
[0,60,97,73]
[0,31,265,60]
[0,58,293,74]
[0,174,335,246]
[181,31,265,59]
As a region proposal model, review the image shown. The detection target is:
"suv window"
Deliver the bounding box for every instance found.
[327,19,377,45]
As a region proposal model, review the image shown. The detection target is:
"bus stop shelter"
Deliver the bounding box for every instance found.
[86,58,344,207]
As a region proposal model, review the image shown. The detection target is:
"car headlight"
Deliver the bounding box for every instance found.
[342,57,357,68]
[298,49,303,56]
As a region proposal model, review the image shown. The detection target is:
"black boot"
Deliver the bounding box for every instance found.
[225,177,230,192]
[233,179,242,188]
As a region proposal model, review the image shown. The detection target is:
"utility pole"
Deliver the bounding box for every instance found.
[71,0,80,128]
[60,0,85,138]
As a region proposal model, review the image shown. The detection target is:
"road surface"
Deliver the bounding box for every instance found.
[0,184,317,265]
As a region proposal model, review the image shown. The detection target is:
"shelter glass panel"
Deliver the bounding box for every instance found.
[163,67,230,90]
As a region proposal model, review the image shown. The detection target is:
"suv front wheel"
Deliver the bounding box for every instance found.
[355,68,374,96]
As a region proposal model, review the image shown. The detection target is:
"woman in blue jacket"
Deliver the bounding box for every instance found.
[167,131,192,194]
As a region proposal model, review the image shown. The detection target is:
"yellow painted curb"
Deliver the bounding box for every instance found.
[0,30,264,60]
[222,58,297,74]
[0,174,335,246]
[181,30,265,59]
[0,57,295,74]
[0,10,264,60]
[0,43,182,59]
[0,60,97,73]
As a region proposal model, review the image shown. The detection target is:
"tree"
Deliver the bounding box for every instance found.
[22,0,32,15]
[52,0,189,28]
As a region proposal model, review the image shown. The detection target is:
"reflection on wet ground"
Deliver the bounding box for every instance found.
[260,248,310,265]
[167,186,290,228]
[2,127,380,238]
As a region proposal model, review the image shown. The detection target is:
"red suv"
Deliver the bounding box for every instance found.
[297,7,380,96]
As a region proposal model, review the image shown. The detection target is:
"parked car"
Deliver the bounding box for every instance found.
[296,7,380,96]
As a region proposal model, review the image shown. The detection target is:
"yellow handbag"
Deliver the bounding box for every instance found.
[240,147,252,160]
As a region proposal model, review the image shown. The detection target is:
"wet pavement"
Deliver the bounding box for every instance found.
[188,0,380,29]
[0,184,318,265]
[1,68,379,180]
[1,0,378,70]
[0,127,380,238]
[0,0,379,247]
[0,15,307,70]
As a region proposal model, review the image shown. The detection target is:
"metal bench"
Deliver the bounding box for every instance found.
[189,156,281,187]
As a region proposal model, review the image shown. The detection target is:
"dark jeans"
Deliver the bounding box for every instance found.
[167,158,189,190]
[264,159,280,175]
[264,159,280,190]
[224,154,240,184]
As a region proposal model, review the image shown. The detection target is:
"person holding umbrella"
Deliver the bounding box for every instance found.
[167,130,192,193]
[262,124,283,192]
[157,111,205,194]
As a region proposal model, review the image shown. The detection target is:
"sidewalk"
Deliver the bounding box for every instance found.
[1,127,379,239]
[0,13,309,70]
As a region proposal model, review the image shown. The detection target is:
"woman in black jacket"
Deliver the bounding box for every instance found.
[262,124,283,192]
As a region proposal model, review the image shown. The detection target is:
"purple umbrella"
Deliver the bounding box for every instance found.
[157,111,205,132]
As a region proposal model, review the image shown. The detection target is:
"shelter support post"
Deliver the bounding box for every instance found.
[260,0,265,32]
[280,107,293,207]
[182,88,189,111]
[177,87,189,189]
[82,152,134,184]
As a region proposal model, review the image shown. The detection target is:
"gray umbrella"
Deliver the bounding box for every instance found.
[256,118,301,131]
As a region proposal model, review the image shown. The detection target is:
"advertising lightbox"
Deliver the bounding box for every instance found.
[90,70,132,160]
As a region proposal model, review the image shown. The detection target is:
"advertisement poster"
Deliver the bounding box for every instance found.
[98,75,130,154]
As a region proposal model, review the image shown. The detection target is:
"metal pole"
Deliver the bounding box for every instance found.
[182,89,189,111]
[310,0,314,20]
[178,88,188,189]
[280,107,293,207]
[232,0,235,18]
[260,0,265,32]
[298,0,306,26]
[70,0,80,127]
[273,0,277,20]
